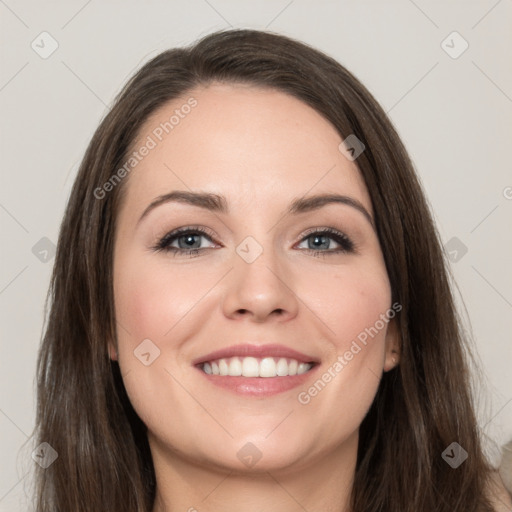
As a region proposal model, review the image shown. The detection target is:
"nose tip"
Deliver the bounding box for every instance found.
[221,254,299,323]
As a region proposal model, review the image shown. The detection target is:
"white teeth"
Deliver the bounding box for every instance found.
[297,362,310,375]
[228,357,242,376]
[201,356,313,377]
[276,358,288,376]
[219,359,229,375]
[259,357,277,377]
[241,357,259,377]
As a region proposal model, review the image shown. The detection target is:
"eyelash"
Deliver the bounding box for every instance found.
[152,225,356,259]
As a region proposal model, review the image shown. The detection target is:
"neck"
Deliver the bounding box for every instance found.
[150,432,358,512]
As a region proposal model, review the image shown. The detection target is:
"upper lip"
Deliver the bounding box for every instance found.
[192,344,320,365]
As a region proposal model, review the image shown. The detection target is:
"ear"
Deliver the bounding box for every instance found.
[108,340,118,361]
[383,317,400,372]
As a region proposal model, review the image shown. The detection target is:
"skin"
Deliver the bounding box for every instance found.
[111,83,400,512]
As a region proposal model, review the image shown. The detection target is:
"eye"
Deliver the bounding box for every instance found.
[152,226,218,257]
[296,228,355,257]
[152,226,356,258]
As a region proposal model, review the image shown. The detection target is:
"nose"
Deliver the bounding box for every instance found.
[221,244,299,323]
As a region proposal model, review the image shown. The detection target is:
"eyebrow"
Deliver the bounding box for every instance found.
[137,190,375,229]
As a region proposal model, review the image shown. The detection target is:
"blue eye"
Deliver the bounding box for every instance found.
[152,226,355,257]
[153,226,216,256]
[297,228,355,257]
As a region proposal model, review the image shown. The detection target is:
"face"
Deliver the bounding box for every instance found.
[111,83,399,474]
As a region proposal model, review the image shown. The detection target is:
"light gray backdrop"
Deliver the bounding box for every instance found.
[1,1,511,510]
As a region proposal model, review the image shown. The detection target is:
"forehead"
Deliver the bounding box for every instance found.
[119,83,372,219]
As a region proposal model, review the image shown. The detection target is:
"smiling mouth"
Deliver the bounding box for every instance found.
[198,356,316,377]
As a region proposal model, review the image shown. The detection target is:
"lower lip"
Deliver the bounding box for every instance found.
[195,365,320,397]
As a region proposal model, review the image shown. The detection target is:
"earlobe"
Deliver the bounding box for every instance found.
[383,318,401,372]
[108,341,118,361]
[383,351,400,372]
[385,352,399,371]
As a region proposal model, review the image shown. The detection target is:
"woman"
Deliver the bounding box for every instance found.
[33,28,510,511]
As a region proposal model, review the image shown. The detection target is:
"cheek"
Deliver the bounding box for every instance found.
[302,262,392,351]
[114,256,206,347]
[293,263,392,429]
[112,254,204,434]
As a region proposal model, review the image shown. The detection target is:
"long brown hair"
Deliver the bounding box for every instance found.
[33,28,497,511]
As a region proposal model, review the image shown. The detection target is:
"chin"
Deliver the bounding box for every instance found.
[199,431,327,475]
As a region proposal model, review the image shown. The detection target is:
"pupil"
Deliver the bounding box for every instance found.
[311,235,329,250]
[180,234,199,249]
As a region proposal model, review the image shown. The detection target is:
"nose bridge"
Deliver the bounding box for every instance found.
[221,230,299,321]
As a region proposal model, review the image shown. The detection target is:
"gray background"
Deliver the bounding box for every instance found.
[1,1,511,510]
